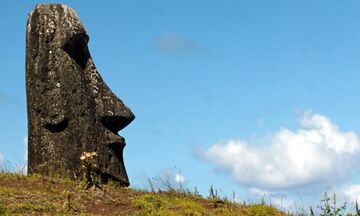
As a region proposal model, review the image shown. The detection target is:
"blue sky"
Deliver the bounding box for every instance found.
[2,0,360,212]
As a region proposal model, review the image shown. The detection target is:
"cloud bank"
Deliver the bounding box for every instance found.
[199,112,360,191]
[154,32,206,56]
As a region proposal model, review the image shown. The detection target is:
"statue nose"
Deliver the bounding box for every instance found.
[100,91,135,134]
[101,114,134,134]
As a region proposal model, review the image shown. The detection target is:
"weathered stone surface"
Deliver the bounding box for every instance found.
[26,4,135,186]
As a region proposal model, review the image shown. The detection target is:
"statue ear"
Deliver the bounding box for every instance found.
[43,111,68,133]
[40,74,69,133]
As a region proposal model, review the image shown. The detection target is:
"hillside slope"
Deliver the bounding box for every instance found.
[0,173,286,215]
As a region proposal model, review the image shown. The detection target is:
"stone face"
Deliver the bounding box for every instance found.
[26,4,135,186]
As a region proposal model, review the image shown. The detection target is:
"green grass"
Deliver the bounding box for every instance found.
[2,169,360,215]
[132,192,285,216]
[132,193,205,215]
[248,204,280,216]
[0,206,5,216]
[0,172,288,215]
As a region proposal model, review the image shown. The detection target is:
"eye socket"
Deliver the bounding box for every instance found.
[63,34,90,69]
[44,118,69,133]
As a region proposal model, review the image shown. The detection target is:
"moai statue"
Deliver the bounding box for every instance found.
[26,4,135,186]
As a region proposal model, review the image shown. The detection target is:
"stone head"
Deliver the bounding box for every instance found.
[26,4,134,186]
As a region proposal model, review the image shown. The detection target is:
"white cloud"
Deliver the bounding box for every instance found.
[249,187,271,197]
[15,164,27,174]
[0,153,4,168]
[154,32,206,55]
[147,168,187,191]
[270,196,295,210]
[199,112,360,191]
[174,174,185,184]
[21,136,28,174]
[247,188,295,210]
[23,136,28,162]
[341,184,360,202]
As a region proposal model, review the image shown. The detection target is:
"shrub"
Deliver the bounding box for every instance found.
[80,151,100,189]
[315,192,346,216]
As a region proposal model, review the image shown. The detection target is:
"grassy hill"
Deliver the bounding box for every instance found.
[0,173,287,215]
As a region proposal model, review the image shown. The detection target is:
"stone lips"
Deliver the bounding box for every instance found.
[26,4,135,186]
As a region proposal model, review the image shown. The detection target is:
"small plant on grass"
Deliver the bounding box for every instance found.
[207,185,232,208]
[208,185,220,200]
[316,192,346,216]
[148,177,156,192]
[80,151,100,189]
[187,186,202,199]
